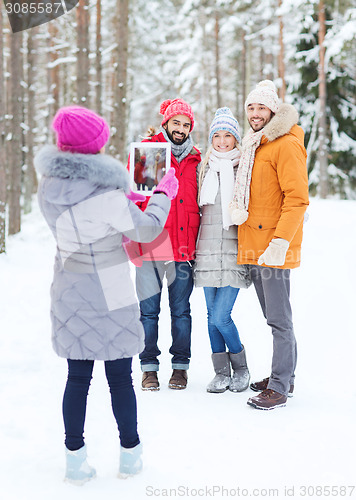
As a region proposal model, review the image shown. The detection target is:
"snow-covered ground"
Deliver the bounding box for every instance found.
[0,198,355,500]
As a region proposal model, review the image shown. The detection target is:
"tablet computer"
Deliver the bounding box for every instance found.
[129,142,172,195]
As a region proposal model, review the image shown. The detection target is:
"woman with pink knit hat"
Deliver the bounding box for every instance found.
[35,105,178,484]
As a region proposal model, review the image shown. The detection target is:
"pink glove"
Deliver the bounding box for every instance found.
[125,190,147,203]
[153,168,178,201]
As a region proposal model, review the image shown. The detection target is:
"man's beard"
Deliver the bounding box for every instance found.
[248,119,267,132]
[165,128,188,145]
[248,113,274,132]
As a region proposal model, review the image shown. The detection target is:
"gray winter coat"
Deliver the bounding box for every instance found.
[194,168,251,289]
[35,146,171,361]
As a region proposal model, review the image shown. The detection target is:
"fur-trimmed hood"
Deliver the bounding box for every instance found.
[263,103,299,143]
[34,145,130,191]
[35,146,172,362]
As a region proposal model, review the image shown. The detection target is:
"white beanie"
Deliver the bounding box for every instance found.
[245,80,280,114]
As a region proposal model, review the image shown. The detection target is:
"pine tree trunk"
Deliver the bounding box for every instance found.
[49,21,60,116]
[8,31,23,236]
[76,0,90,106]
[278,0,286,101]
[244,36,252,133]
[23,27,39,215]
[200,8,210,152]
[318,0,329,198]
[261,22,274,81]
[95,0,102,115]
[241,30,247,135]
[111,0,129,161]
[214,12,221,109]
[0,6,6,252]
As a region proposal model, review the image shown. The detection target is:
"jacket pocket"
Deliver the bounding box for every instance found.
[245,214,279,230]
[238,214,279,262]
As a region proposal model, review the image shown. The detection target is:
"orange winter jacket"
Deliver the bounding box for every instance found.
[237,103,309,269]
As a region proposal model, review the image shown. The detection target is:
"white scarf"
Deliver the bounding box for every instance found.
[199,148,241,230]
[229,129,264,225]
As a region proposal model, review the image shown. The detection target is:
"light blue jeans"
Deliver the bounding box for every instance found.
[203,286,242,354]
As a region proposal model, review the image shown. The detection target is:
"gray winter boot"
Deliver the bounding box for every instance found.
[229,347,250,392]
[206,352,231,393]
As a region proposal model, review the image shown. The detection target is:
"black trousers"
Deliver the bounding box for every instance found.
[62,357,139,450]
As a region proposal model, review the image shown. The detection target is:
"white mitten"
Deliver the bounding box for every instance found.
[228,201,249,226]
[258,238,289,267]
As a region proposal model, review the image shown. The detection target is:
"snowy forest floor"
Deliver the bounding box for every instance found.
[1,198,355,500]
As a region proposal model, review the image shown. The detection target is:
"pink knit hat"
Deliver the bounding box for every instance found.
[160,99,194,131]
[52,106,110,154]
[245,80,280,114]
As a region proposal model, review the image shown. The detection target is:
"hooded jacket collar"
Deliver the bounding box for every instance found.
[262,103,299,143]
[34,145,130,192]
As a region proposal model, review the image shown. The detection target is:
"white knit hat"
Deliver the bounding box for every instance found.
[245,80,280,114]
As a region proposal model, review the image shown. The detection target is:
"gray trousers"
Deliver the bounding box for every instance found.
[250,266,297,396]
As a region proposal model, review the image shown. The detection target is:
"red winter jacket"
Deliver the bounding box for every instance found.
[135,132,201,262]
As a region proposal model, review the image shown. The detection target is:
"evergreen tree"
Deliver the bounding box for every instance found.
[292,0,356,198]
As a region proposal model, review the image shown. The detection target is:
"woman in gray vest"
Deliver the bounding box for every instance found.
[35,106,178,484]
[194,108,251,393]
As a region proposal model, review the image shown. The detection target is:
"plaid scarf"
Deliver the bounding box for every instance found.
[160,127,193,164]
[229,128,264,225]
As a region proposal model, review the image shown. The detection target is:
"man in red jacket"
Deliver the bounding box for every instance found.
[136,99,201,391]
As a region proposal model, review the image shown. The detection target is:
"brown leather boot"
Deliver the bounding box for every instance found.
[250,377,294,397]
[141,371,160,391]
[247,389,287,410]
[168,369,187,390]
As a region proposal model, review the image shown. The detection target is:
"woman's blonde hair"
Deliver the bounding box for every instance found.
[197,140,241,202]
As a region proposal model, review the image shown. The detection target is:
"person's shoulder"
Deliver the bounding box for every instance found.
[142,131,166,144]
[189,145,201,156]
[142,136,154,143]
[276,125,307,163]
[288,124,305,142]
[279,125,305,151]
[264,103,299,144]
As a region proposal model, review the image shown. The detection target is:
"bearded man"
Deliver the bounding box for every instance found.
[230,81,309,410]
[136,99,201,391]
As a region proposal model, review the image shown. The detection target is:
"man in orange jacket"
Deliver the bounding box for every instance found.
[230,80,309,410]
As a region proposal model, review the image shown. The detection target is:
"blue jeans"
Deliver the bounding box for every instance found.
[63,358,139,451]
[136,261,193,370]
[203,286,242,354]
